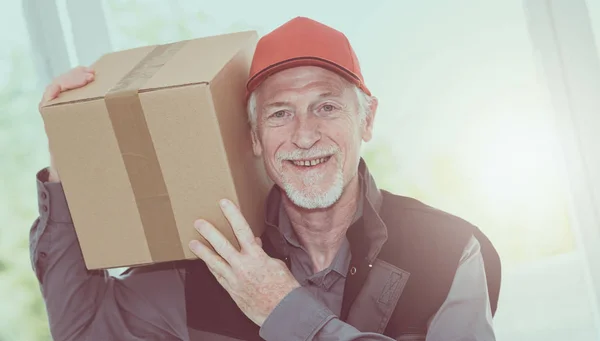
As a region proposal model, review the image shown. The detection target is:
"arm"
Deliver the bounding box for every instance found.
[426,236,496,341]
[259,236,495,341]
[31,168,189,341]
[259,286,396,341]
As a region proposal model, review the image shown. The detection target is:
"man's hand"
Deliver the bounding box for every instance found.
[39,66,95,182]
[38,66,96,111]
[189,199,300,326]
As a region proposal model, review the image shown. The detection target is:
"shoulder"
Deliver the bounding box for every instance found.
[379,191,502,315]
[380,190,475,243]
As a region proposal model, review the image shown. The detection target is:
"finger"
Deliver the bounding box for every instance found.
[189,240,235,282]
[41,84,61,104]
[219,199,257,250]
[74,65,94,74]
[39,84,61,111]
[38,69,95,110]
[208,266,230,288]
[83,66,96,74]
[58,71,95,91]
[194,219,239,263]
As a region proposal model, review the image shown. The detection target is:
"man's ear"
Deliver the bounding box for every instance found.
[251,128,263,156]
[361,96,379,142]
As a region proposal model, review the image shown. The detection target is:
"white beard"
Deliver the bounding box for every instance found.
[281,154,345,209]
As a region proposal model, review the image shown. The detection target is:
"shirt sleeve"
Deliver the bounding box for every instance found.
[30,168,189,341]
[426,236,496,341]
[259,286,396,341]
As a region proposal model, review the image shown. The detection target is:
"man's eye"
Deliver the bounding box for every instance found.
[322,104,335,112]
[271,110,286,118]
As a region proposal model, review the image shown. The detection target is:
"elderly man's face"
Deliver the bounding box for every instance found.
[251,66,376,209]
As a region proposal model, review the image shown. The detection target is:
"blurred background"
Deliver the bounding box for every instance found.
[2,0,600,340]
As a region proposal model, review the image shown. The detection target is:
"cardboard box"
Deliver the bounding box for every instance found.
[40,31,272,270]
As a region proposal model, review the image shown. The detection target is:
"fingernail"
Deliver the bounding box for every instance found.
[194,219,205,230]
[189,240,200,251]
[86,74,94,81]
[219,199,229,208]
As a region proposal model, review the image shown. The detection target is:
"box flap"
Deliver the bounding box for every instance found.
[42,45,157,107]
[141,31,258,91]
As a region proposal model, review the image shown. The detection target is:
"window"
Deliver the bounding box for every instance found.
[0,1,53,341]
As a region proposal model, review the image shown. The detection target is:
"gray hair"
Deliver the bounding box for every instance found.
[247,85,374,131]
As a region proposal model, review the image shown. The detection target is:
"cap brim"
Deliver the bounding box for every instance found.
[246,57,371,99]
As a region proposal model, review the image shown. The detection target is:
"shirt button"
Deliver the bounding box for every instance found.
[39,252,48,259]
[350,267,357,275]
[41,192,47,200]
[42,205,48,212]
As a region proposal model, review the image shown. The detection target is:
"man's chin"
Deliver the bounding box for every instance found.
[282,185,343,210]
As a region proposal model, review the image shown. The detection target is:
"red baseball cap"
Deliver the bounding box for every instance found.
[246,17,371,99]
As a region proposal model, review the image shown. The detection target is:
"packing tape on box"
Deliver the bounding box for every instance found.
[104,42,187,262]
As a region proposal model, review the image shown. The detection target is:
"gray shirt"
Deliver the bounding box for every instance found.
[278,203,352,317]
[30,168,496,341]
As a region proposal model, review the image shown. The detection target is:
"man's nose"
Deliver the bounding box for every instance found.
[291,115,321,149]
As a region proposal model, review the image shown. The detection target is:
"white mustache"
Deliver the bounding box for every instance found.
[276,146,340,162]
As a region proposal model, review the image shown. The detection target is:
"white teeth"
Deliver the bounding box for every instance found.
[292,157,329,167]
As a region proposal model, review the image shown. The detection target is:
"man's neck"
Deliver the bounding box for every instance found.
[282,175,361,272]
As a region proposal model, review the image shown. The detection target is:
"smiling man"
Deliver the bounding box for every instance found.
[31,17,500,341]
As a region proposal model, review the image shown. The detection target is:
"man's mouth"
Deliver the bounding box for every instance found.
[288,156,332,168]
